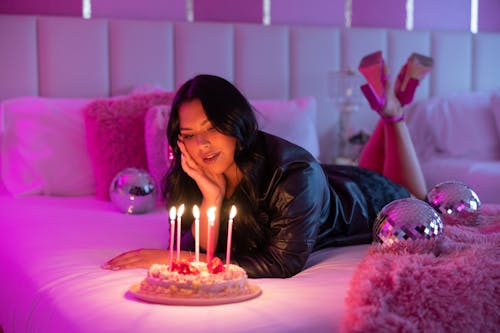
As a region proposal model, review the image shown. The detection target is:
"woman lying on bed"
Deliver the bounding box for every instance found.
[103,74,427,278]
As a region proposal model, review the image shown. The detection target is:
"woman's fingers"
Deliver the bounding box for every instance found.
[101,249,142,270]
[102,250,191,271]
[177,136,187,154]
[101,249,166,270]
[180,153,200,178]
[176,136,226,199]
[178,138,204,177]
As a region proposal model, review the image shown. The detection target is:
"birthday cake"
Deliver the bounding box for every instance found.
[137,257,252,299]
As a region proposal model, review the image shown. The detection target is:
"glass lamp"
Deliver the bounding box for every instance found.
[328,69,369,165]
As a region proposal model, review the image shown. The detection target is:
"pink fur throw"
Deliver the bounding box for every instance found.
[341,204,500,333]
[82,91,173,200]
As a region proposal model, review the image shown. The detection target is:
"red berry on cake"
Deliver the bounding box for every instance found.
[172,260,200,275]
[207,257,225,274]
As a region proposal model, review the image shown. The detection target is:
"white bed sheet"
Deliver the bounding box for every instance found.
[0,195,369,333]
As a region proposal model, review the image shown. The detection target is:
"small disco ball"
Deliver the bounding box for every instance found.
[426,181,481,226]
[373,198,444,248]
[109,168,157,214]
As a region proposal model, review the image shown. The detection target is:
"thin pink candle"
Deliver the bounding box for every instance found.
[168,206,176,270]
[226,205,237,267]
[176,204,185,261]
[206,207,216,263]
[193,205,200,262]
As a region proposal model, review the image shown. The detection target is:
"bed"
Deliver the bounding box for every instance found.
[0,195,370,333]
[0,14,499,333]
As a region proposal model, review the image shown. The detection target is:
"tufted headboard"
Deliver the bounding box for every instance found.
[1,14,500,162]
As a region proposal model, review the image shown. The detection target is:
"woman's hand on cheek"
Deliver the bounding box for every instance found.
[177,138,202,178]
[178,138,226,202]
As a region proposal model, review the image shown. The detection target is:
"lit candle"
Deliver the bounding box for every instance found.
[193,205,200,262]
[206,206,216,263]
[226,205,237,267]
[169,206,176,270]
[176,204,185,261]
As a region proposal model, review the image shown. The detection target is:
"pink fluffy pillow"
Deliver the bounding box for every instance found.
[82,91,174,200]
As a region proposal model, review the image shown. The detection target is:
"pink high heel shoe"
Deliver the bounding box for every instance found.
[358,51,403,123]
[358,51,387,113]
[394,53,433,106]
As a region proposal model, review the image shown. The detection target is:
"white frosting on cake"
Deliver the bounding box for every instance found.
[139,261,250,298]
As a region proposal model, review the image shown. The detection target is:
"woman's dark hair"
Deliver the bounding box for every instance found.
[162,74,260,208]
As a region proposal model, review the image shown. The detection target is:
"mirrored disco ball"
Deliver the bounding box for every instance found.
[426,181,481,226]
[373,198,444,248]
[109,168,158,214]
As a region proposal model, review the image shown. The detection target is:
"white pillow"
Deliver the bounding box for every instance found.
[1,97,95,196]
[144,104,171,197]
[251,96,320,159]
[491,90,500,141]
[405,97,442,162]
[407,92,500,161]
[430,92,500,160]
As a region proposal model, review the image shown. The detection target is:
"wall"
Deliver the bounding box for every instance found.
[0,0,499,32]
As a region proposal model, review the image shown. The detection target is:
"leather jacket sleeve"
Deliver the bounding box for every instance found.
[233,160,330,278]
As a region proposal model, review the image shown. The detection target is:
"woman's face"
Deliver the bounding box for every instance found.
[178,99,238,176]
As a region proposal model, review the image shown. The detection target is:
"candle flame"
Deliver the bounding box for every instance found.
[177,203,185,217]
[193,205,200,219]
[230,205,237,219]
[169,206,176,220]
[207,206,216,222]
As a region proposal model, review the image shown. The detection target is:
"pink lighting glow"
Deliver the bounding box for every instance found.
[0,0,500,32]
[0,0,498,32]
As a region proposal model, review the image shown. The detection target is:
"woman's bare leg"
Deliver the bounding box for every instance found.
[381,120,427,199]
[357,80,427,199]
[358,120,385,171]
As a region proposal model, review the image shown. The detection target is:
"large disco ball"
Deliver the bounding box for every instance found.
[109,168,158,214]
[426,181,481,226]
[373,198,444,248]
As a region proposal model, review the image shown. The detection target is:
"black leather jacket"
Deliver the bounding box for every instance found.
[183,131,408,278]
[228,131,332,278]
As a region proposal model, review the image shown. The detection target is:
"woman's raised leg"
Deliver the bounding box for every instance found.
[357,80,427,199]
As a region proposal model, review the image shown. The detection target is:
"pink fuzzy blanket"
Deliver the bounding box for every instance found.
[341,204,500,333]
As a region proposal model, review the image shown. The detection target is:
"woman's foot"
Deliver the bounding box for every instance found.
[381,79,405,123]
[358,51,404,123]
